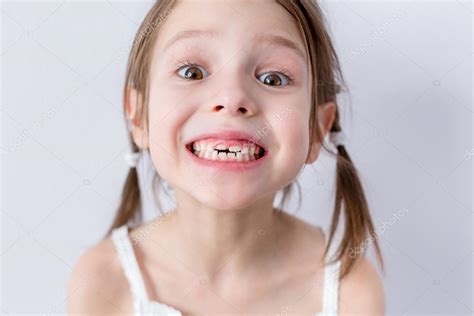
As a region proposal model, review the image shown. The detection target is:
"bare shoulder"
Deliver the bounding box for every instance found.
[277,210,325,244]
[339,256,385,315]
[276,210,326,264]
[67,236,130,314]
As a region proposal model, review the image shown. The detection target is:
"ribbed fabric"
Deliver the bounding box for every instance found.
[111,224,341,315]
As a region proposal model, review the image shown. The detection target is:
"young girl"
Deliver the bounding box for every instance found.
[68,0,385,314]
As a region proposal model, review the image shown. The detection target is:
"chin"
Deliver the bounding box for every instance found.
[189,187,263,212]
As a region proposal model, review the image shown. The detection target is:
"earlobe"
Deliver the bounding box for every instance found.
[305,101,337,164]
[305,144,319,164]
[126,89,142,125]
[318,101,337,137]
[125,88,149,149]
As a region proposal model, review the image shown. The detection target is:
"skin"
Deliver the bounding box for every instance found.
[68,0,385,315]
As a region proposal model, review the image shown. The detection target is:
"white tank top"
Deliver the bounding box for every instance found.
[111,224,342,315]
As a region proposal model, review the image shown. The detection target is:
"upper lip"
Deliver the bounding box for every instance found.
[185,129,268,152]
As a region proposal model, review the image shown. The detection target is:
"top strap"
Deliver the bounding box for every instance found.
[111,225,149,302]
[321,259,341,313]
[320,228,342,314]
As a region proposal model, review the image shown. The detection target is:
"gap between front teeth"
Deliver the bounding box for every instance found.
[191,142,261,162]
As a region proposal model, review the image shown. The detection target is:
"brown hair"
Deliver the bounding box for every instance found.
[106,0,384,280]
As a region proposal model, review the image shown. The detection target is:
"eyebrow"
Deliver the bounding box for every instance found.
[253,32,307,62]
[162,29,219,51]
[162,29,307,62]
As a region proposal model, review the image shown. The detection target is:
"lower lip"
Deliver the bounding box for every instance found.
[185,147,269,172]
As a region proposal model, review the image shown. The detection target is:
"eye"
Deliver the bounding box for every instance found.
[176,61,208,80]
[258,70,293,87]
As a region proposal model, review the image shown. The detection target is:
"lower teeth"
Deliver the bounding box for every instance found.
[193,150,260,161]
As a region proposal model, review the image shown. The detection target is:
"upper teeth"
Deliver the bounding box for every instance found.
[192,141,259,155]
[191,140,263,162]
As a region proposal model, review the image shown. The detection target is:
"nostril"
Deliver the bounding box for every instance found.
[213,105,224,112]
[239,107,247,114]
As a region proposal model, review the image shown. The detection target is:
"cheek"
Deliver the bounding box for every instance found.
[263,112,308,189]
[289,132,309,169]
[147,78,191,143]
[147,118,172,181]
[147,92,171,150]
[278,109,310,162]
[146,87,186,178]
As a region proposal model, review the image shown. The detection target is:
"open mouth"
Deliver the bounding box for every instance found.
[185,139,266,162]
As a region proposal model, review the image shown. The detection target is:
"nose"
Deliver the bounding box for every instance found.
[206,70,258,118]
[212,104,250,115]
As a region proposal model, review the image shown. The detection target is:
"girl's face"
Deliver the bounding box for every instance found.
[133,0,327,210]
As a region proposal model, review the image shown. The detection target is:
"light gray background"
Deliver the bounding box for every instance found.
[1,0,472,314]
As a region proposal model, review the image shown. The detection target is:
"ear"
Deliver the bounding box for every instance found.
[125,88,149,149]
[305,101,336,164]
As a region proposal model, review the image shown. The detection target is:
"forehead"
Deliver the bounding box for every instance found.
[153,0,308,62]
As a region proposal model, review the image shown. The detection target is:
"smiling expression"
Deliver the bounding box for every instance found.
[127,0,331,210]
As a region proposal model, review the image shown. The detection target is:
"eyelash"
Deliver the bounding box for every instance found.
[175,59,295,86]
[268,67,295,85]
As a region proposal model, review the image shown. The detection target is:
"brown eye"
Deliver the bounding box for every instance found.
[258,73,290,87]
[177,65,207,80]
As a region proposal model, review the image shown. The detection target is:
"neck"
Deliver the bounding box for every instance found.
[165,190,282,286]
